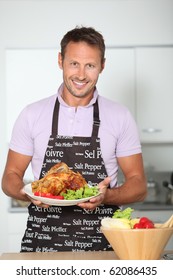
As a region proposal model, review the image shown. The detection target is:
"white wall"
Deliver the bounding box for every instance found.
[0,0,173,253]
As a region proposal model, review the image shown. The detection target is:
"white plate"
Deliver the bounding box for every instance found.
[23,183,100,206]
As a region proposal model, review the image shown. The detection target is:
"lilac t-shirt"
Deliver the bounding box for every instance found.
[9,85,141,187]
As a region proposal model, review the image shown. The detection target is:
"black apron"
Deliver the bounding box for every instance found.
[21,98,119,252]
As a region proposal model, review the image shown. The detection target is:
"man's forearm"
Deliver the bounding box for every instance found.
[2,172,30,201]
[103,176,147,206]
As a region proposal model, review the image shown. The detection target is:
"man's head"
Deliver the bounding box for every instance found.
[58,26,106,106]
[60,26,105,65]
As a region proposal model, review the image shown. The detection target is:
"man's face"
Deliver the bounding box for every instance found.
[58,41,105,101]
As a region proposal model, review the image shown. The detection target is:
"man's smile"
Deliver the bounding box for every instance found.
[72,80,88,89]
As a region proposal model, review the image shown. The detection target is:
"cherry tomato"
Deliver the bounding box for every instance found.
[139,217,154,228]
[133,223,141,229]
[133,216,155,229]
[43,193,54,198]
[34,191,42,196]
[143,221,155,228]
[52,195,64,200]
[133,223,143,229]
[139,217,151,225]
[34,192,64,200]
[42,193,64,199]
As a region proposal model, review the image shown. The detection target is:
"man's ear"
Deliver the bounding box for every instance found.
[100,58,106,73]
[58,52,63,69]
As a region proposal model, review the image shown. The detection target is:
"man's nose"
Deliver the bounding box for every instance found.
[77,66,86,79]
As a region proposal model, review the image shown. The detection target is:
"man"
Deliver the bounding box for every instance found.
[2,26,147,252]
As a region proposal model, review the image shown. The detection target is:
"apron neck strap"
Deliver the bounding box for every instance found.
[52,97,100,137]
[52,97,60,135]
[92,99,100,137]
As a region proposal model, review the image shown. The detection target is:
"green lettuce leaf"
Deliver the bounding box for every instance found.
[112,207,134,220]
[61,185,99,200]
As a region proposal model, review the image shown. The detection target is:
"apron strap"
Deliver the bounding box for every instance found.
[92,99,100,137]
[51,97,100,137]
[51,98,60,135]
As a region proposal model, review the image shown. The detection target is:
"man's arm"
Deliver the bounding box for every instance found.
[1,149,32,201]
[103,153,147,205]
[2,149,59,208]
[78,153,147,210]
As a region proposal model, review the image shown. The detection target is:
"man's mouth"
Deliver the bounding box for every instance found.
[73,80,88,88]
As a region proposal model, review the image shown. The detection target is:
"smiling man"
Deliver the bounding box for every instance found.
[2,26,147,252]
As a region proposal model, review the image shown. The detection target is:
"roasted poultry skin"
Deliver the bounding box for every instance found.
[31,162,87,196]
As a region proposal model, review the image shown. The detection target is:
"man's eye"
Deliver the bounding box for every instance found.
[71,62,78,67]
[87,64,95,69]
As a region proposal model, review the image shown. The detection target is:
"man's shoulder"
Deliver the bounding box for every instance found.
[98,95,129,112]
[27,93,57,109]
[18,93,57,122]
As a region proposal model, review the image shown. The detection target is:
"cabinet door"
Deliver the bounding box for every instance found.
[136,47,173,142]
[6,49,61,141]
[97,48,135,117]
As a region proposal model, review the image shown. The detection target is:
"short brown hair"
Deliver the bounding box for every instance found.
[60,26,105,64]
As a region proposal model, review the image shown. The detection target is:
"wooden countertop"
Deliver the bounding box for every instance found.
[0,251,117,260]
[0,250,172,260]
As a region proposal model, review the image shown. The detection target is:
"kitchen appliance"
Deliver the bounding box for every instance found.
[162,172,173,205]
[163,253,173,260]
[145,178,158,203]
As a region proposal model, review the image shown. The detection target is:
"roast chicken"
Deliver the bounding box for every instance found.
[31,162,87,196]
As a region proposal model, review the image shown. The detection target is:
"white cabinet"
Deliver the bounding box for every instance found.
[98,47,173,143]
[97,48,135,117]
[136,47,173,143]
[7,212,28,252]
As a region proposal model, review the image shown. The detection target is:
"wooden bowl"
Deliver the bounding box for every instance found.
[101,225,173,260]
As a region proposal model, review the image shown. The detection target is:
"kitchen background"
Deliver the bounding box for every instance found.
[0,0,173,253]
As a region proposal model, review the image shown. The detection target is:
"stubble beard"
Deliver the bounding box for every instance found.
[65,81,95,99]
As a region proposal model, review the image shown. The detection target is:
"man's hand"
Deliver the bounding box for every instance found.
[20,188,50,208]
[77,177,111,210]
